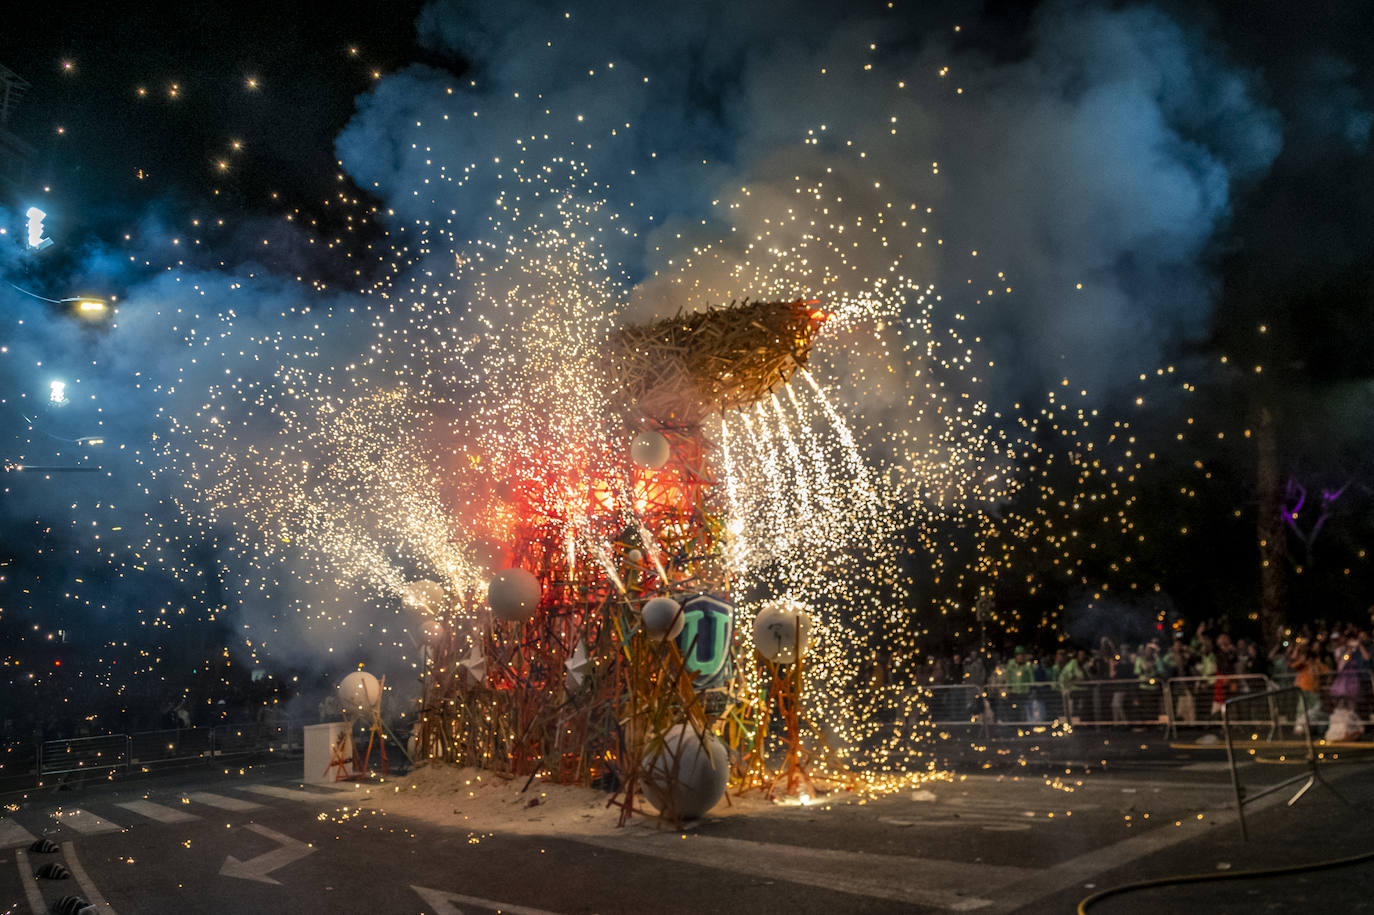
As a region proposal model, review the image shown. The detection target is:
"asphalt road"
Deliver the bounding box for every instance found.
[2,736,1371,914]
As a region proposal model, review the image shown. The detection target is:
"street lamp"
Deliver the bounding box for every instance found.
[4,281,113,321]
[67,297,110,320]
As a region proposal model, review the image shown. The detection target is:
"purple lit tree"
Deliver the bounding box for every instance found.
[1281,476,1351,556]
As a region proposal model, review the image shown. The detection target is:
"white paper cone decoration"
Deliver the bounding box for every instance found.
[487,568,540,622]
[641,596,684,641]
[458,642,488,687]
[402,579,445,614]
[752,598,814,664]
[629,429,671,469]
[337,670,382,714]
[564,640,592,691]
[641,724,729,819]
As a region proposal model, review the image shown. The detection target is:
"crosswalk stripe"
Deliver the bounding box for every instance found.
[53,808,123,835]
[116,799,200,823]
[62,840,117,915]
[14,848,47,915]
[185,791,262,811]
[0,817,38,849]
[239,784,337,802]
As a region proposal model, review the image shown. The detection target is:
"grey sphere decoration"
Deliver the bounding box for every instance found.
[641,724,729,820]
[402,579,445,613]
[630,430,671,469]
[752,599,814,664]
[488,568,540,622]
[641,596,684,641]
[338,670,382,714]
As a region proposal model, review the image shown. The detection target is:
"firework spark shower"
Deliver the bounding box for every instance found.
[4,0,1373,802]
[6,2,1374,911]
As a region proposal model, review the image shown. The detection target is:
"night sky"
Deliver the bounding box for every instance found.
[2,0,1372,736]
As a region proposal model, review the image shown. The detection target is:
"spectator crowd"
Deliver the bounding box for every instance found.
[885,616,1374,741]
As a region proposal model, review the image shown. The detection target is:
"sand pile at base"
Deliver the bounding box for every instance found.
[333,764,779,837]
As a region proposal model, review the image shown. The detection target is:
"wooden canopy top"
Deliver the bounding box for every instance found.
[608,299,827,420]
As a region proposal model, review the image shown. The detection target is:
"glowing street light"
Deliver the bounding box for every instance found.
[69,297,109,318]
[4,282,113,322]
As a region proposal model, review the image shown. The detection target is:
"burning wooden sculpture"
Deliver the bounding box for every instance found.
[416,298,830,819]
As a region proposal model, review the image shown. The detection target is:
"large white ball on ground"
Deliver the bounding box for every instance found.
[752,599,814,664]
[641,597,684,641]
[488,568,540,622]
[338,671,381,714]
[630,430,671,469]
[641,724,729,820]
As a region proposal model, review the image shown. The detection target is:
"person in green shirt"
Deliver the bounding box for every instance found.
[1003,646,1035,721]
[1058,649,1088,691]
[1056,649,1090,724]
[1134,641,1165,721]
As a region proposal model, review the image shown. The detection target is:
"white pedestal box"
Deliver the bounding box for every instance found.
[303,721,351,784]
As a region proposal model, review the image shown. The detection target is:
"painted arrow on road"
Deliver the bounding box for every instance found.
[411,885,563,915]
[220,823,315,885]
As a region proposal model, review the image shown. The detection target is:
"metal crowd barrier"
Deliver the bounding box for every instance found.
[128,727,213,765]
[38,734,129,778]
[918,674,1297,734]
[920,678,1175,731]
[19,719,307,786]
[1222,685,1353,840]
[1163,674,1275,738]
[909,666,1374,742]
[1265,670,1374,739]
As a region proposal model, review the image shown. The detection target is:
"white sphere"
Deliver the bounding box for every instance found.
[641,724,729,820]
[641,597,684,641]
[488,568,540,622]
[753,599,814,664]
[630,430,671,469]
[625,548,644,565]
[338,670,382,714]
[402,579,445,613]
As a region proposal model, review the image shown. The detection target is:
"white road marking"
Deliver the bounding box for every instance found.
[239,784,337,803]
[318,781,367,791]
[219,823,315,885]
[116,799,200,823]
[63,840,118,914]
[411,885,565,915]
[873,794,1097,831]
[14,848,47,915]
[0,817,38,849]
[576,831,1026,910]
[53,808,123,835]
[186,791,263,811]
